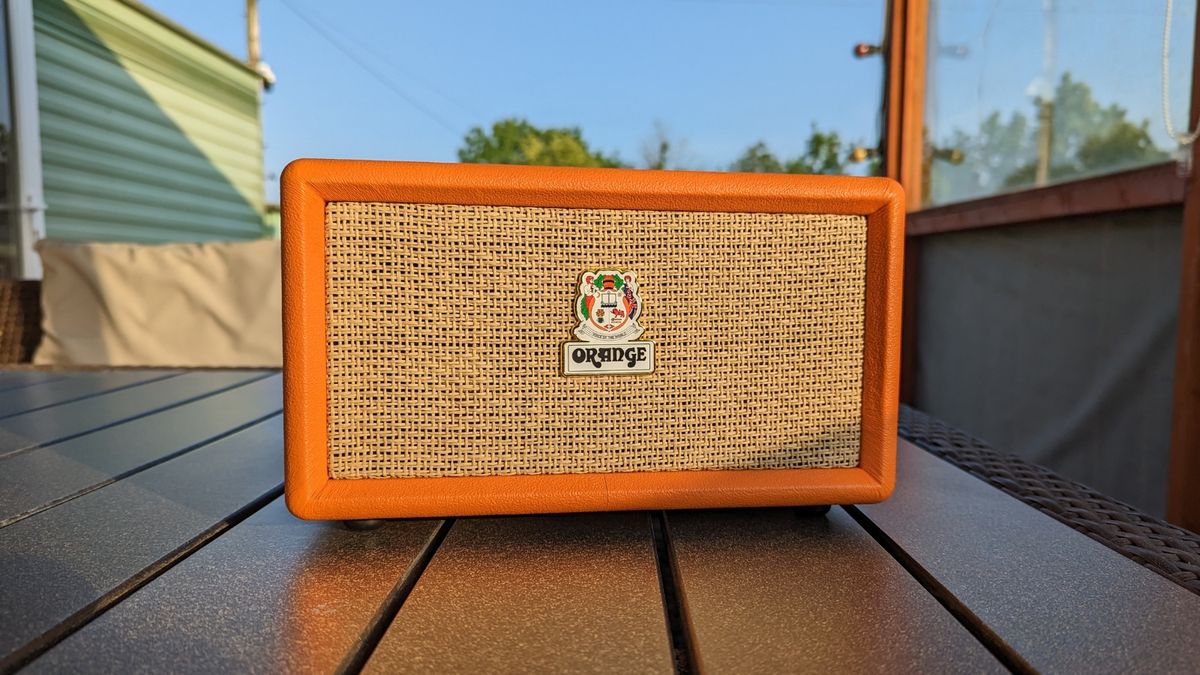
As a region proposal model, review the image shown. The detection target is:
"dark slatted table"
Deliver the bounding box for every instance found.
[1,370,1197,673]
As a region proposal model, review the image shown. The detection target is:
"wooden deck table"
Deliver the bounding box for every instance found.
[0,370,1197,673]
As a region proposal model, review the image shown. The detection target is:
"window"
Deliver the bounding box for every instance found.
[922,0,1196,207]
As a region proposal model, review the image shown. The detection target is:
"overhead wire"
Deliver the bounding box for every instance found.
[276,0,462,136]
[279,0,479,119]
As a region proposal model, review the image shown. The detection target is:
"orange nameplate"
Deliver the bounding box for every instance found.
[281,160,904,519]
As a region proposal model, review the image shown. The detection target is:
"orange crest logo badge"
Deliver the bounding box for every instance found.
[563,270,655,375]
[574,271,645,341]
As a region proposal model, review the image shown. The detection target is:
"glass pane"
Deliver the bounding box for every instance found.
[924,0,1196,206]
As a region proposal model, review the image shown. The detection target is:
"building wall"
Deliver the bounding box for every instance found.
[33,0,265,242]
[912,206,1182,517]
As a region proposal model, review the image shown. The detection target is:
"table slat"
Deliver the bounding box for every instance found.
[364,513,674,674]
[0,416,283,669]
[856,440,1200,673]
[24,498,441,674]
[0,375,282,527]
[0,371,68,394]
[0,370,268,459]
[667,507,1003,673]
[0,370,176,418]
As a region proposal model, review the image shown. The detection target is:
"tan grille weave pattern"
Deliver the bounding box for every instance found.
[325,202,867,479]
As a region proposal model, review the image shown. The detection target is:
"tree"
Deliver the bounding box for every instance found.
[458,118,625,168]
[786,126,848,174]
[729,125,855,175]
[640,121,691,170]
[730,141,785,173]
[1003,74,1168,187]
[929,73,1169,202]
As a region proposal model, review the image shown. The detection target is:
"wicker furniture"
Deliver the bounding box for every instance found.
[0,280,41,365]
[899,405,1200,595]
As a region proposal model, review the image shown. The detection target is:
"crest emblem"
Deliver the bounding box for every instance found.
[574,272,645,341]
[562,270,654,375]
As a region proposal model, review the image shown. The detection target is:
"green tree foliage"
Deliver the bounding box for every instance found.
[730,141,785,173]
[458,118,625,168]
[728,125,856,175]
[930,73,1169,202]
[458,119,870,175]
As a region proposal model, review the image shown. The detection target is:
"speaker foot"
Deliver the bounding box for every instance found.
[341,519,386,531]
[794,505,831,517]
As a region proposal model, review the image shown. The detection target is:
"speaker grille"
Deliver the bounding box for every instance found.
[324,202,867,479]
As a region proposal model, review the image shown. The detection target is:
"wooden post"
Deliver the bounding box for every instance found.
[1167,8,1200,531]
[883,1,904,183]
[884,0,927,403]
[885,0,927,204]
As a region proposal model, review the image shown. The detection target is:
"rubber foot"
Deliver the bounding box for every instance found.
[341,519,386,531]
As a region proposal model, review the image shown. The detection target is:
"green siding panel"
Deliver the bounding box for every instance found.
[34,0,265,242]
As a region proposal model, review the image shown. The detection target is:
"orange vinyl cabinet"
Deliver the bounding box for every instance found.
[282,160,905,520]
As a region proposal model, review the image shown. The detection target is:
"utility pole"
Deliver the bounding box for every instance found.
[246,0,274,90]
[1035,0,1057,186]
[247,0,261,68]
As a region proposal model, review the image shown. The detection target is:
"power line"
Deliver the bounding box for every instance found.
[295,4,480,119]
[276,0,462,137]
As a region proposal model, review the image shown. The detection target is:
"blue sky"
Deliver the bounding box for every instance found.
[142,0,1193,202]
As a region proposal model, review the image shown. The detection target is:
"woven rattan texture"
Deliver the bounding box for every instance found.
[0,280,41,365]
[899,405,1200,596]
[325,202,868,479]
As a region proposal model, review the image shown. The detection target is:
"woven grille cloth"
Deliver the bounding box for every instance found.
[325,202,867,478]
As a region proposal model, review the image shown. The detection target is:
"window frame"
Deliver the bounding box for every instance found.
[907,162,1184,235]
[883,0,1200,529]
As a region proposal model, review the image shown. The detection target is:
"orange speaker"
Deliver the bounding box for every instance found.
[281,160,904,520]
